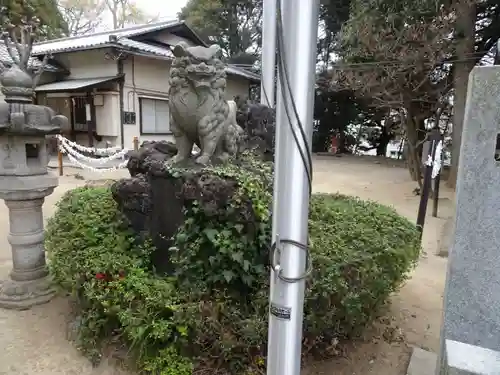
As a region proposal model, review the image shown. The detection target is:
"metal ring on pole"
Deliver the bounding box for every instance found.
[270,238,313,283]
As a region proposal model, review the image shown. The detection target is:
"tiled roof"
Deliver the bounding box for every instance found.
[34,76,119,92]
[0,44,60,71]
[32,20,183,55]
[226,65,260,82]
[117,38,174,57]
[28,20,260,82]
[116,37,260,81]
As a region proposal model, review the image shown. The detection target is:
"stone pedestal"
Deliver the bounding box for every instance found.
[0,174,57,310]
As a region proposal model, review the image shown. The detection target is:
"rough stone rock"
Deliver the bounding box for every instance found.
[126,140,177,176]
[111,174,152,237]
[236,100,276,161]
[112,143,272,274]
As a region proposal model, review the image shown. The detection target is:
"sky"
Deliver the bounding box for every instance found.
[139,0,189,21]
[96,0,189,31]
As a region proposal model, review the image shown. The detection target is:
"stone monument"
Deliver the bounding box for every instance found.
[437,66,500,374]
[0,19,68,310]
[167,42,244,165]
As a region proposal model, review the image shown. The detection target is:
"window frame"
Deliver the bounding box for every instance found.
[139,96,171,135]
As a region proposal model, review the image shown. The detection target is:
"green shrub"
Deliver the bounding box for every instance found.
[46,169,420,375]
[46,187,185,369]
[305,193,420,342]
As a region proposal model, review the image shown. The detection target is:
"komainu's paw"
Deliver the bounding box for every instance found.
[195,154,211,165]
[167,154,188,165]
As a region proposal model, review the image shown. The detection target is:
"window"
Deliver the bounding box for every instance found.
[72,96,88,132]
[140,97,170,134]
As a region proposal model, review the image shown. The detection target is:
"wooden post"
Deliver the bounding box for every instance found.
[133,136,139,151]
[86,92,94,147]
[57,138,64,176]
[416,129,441,238]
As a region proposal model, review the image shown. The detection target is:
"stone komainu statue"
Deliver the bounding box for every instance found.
[168,42,243,165]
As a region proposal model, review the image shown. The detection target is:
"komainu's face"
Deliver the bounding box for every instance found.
[184,58,218,88]
[172,42,222,89]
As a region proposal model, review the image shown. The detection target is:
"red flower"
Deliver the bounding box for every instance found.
[95,273,107,280]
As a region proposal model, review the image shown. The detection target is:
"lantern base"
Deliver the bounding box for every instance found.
[0,276,55,310]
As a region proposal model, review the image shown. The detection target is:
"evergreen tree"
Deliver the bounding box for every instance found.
[1,0,67,39]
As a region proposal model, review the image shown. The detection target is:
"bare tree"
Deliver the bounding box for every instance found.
[58,0,105,36]
[334,6,455,187]
[103,0,158,29]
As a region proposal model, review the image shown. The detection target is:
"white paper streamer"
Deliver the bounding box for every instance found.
[432,141,443,179]
[424,140,443,179]
[57,136,130,173]
[59,138,129,164]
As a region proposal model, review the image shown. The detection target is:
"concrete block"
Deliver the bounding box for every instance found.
[407,347,437,375]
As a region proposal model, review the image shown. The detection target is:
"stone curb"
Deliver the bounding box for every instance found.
[407,347,437,375]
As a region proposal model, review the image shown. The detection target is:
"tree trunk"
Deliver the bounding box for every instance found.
[404,114,427,188]
[447,0,476,189]
[312,118,331,152]
[338,131,347,153]
[228,3,240,57]
[376,126,391,156]
[376,140,389,156]
[405,117,421,185]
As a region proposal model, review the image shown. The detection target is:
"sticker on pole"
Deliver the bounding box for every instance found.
[270,303,291,320]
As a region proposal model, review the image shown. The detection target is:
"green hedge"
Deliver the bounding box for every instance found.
[46,172,420,374]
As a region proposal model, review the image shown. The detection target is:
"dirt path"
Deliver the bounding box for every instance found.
[0,157,451,375]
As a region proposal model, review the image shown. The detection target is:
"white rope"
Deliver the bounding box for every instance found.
[56,134,124,155]
[59,138,129,165]
[56,135,130,173]
[58,144,128,172]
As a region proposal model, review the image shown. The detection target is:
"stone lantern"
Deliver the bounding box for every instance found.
[0,21,68,310]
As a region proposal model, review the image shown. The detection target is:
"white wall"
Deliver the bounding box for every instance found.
[122,55,252,150]
[122,55,173,150]
[41,49,120,148]
[55,49,118,79]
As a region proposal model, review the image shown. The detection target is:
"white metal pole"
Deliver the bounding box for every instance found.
[260,0,277,108]
[263,0,280,374]
[267,0,320,374]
